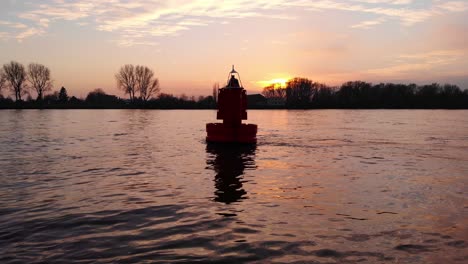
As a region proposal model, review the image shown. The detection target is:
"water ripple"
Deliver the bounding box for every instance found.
[0,110,467,263]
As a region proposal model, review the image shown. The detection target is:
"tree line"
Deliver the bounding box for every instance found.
[262,77,468,109]
[1,60,467,109]
[0,87,217,109]
[0,61,164,106]
[0,60,218,109]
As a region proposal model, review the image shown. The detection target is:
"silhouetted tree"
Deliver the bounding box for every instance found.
[116,64,160,103]
[157,93,180,108]
[27,63,53,101]
[135,65,160,101]
[257,79,467,109]
[197,95,214,108]
[0,68,5,92]
[440,84,461,96]
[438,84,463,108]
[69,96,83,105]
[312,84,336,108]
[418,83,440,97]
[44,91,59,104]
[212,82,219,104]
[416,83,441,108]
[338,81,372,108]
[0,94,14,109]
[1,70,467,109]
[24,94,33,102]
[262,84,276,98]
[180,93,188,101]
[58,87,68,103]
[2,61,27,101]
[276,86,286,99]
[116,64,137,102]
[380,83,415,108]
[262,83,286,99]
[85,88,121,107]
[286,77,316,108]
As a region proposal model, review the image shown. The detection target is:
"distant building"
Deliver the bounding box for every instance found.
[247,94,267,107]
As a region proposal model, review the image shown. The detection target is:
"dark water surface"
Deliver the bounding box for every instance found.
[0,110,467,263]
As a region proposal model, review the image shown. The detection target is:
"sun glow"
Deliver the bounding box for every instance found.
[257,78,290,88]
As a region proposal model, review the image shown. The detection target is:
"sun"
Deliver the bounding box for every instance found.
[269,78,288,88]
[257,77,290,88]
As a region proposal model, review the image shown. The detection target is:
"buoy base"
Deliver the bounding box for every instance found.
[206,123,257,144]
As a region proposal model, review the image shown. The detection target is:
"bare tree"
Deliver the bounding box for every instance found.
[0,68,5,93]
[285,77,316,107]
[115,64,137,102]
[212,82,219,103]
[27,63,53,101]
[262,84,276,98]
[180,93,188,101]
[276,86,286,98]
[135,65,160,101]
[3,61,27,101]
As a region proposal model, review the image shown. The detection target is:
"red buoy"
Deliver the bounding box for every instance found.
[206,66,258,144]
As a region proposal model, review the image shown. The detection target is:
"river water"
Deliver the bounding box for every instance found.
[0,110,467,263]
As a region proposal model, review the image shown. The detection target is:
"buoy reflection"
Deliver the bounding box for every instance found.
[206,144,257,204]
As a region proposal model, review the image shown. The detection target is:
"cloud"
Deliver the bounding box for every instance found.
[113,39,159,48]
[365,49,468,76]
[292,1,435,26]
[2,0,467,45]
[350,0,413,4]
[0,31,12,39]
[0,20,27,29]
[15,27,45,42]
[434,1,468,12]
[351,18,386,29]
[0,20,41,41]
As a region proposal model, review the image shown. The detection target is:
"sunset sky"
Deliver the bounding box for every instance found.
[1,0,467,98]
